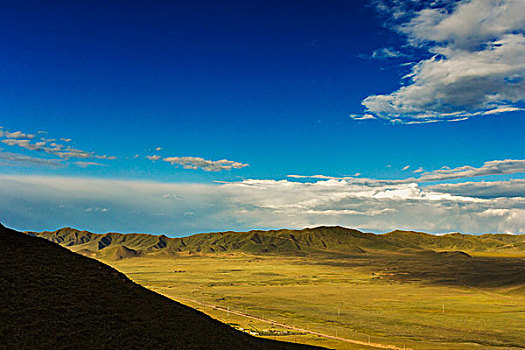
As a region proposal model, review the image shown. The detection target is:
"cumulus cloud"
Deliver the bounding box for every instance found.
[398,0,525,49]
[0,130,35,139]
[1,174,523,235]
[2,139,42,150]
[164,156,249,172]
[146,155,161,161]
[362,0,525,123]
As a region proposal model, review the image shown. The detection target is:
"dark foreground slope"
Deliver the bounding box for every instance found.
[0,224,323,350]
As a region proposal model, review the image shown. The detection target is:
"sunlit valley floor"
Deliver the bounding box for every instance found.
[35,227,525,350]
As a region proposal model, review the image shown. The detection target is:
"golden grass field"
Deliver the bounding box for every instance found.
[100,252,525,350]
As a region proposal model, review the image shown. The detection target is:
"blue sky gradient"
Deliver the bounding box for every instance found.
[1,0,524,235]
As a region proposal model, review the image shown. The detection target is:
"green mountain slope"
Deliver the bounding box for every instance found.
[0,223,323,350]
[32,226,525,260]
[383,230,525,252]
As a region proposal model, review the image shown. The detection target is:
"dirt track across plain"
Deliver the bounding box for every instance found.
[172,296,413,350]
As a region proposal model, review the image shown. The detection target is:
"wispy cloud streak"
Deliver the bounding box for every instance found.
[164,156,248,172]
[289,159,525,184]
[0,127,116,167]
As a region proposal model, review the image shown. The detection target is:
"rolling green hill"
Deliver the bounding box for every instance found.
[0,223,323,350]
[31,226,525,260]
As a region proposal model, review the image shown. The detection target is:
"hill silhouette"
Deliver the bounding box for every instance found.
[32,225,525,259]
[0,223,324,350]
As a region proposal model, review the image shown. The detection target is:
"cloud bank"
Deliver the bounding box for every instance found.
[361,0,525,123]
[1,170,523,236]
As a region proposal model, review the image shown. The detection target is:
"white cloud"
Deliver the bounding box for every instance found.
[427,179,525,198]
[481,106,524,115]
[0,130,35,139]
[399,0,525,49]
[155,147,162,151]
[1,174,524,235]
[0,151,63,167]
[349,114,376,121]
[417,159,525,182]
[85,207,109,213]
[413,167,424,173]
[371,47,405,59]
[362,0,525,123]
[73,161,105,168]
[2,139,41,150]
[0,127,116,162]
[288,159,525,185]
[161,193,184,200]
[146,155,161,161]
[164,156,249,172]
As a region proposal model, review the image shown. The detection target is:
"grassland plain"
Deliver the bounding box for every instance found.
[33,226,525,349]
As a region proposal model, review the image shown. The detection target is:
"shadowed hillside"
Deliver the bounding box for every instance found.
[0,223,324,350]
[32,226,525,259]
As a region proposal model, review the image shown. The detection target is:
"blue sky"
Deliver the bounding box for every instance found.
[1,0,525,235]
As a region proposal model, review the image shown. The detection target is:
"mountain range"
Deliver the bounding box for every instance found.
[30,226,525,260]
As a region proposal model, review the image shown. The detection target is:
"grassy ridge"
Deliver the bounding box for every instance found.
[33,226,525,259]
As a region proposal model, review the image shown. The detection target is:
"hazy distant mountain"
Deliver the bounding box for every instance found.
[0,223,322,350]
[31,226,525,260]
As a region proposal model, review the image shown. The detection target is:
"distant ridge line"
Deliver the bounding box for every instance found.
[28,225,525,259]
